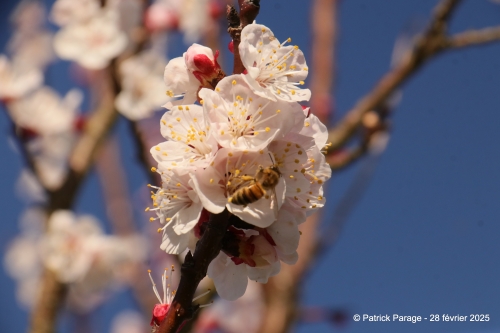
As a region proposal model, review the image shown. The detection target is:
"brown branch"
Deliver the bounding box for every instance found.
[310,0,338,125]
[227,0,260,74]
[446,26,500,48]
[157,210,231,333]
[326,0,462,152]
[29,68,118,333]
[154,3,263,331]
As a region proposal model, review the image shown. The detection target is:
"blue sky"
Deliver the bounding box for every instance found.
[1,0,500,332]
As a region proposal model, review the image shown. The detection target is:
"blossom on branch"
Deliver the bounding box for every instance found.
[149,22,330,301]
[239,24,311,102]
[162,44,224,109]
[53,9,127,70]
[116,51,168,120]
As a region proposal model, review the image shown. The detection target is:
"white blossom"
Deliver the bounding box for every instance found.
[148,21,331,302]
[8,87,82,135]
[199,75,305,151]
[162,57,200,108]
[150,167,203,254]
[50,0,100,26]
[53,9,127,70]
[0,55,43,100]
[239,23,311,102]
[151,104,218,168]
[162,44,222,109]
[207,209,299,300]
[115,51,168,120]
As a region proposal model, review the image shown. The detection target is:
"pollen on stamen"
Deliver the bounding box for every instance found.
[232,80,237,85]
[210,179,214,184]
[151,167,157,172]
[161,120,166,125]
[178,106,184,110]
[157,228,162,233]
[265,127,270,132]
[145,207,150,211]
[166,90,174,97]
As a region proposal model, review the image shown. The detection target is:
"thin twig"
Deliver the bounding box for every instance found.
[157,210,231,333]
[326,0,462,152]
[446,26,500,48]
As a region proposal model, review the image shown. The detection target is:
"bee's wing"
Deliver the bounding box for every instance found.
[229,176,254,194]
[270,187,279,221]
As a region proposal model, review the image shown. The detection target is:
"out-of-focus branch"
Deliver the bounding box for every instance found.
[310,0,338,125]
[316,152,382,259]
[326,0,462,152]
[96,136,158,315]
[157,210,231,333]
[446,26,500,48]
[29,68,118,333]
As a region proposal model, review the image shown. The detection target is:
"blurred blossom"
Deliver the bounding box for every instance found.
[108,0,143,40]
[15,169,47,204]
[8,87,82,136]
[8,1,54,71]
[50,0,100,27]
[0,55,43,101]
[10,0,46,34]
[3,208,45,308]
[145,1,179,32]
[145,0,212,42]
[7,86,82,189]
[53,9,128,70]
[115,51,168,120]
[5,209,148,311]
[179,0,210,43]
[40,210,147,284]
[26,132,76,190]
[110,311,146,333]
[194,281,264,333]
[8,30,54,71]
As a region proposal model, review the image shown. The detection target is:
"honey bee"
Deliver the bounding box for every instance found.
[228,159,281,217]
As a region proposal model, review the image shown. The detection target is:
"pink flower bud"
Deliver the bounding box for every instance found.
[228,40,234,53]
[184,44,222,88]
[150,303,169,326]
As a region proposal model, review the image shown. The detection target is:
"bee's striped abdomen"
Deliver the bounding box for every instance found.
[229,184,265,205]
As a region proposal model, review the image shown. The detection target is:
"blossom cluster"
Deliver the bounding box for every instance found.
[149,23,331,301]
[4,209,146,311]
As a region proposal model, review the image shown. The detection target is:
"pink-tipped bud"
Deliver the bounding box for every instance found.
[150,303,170,326]
[184,44,222,88]
[228,40,234,53]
